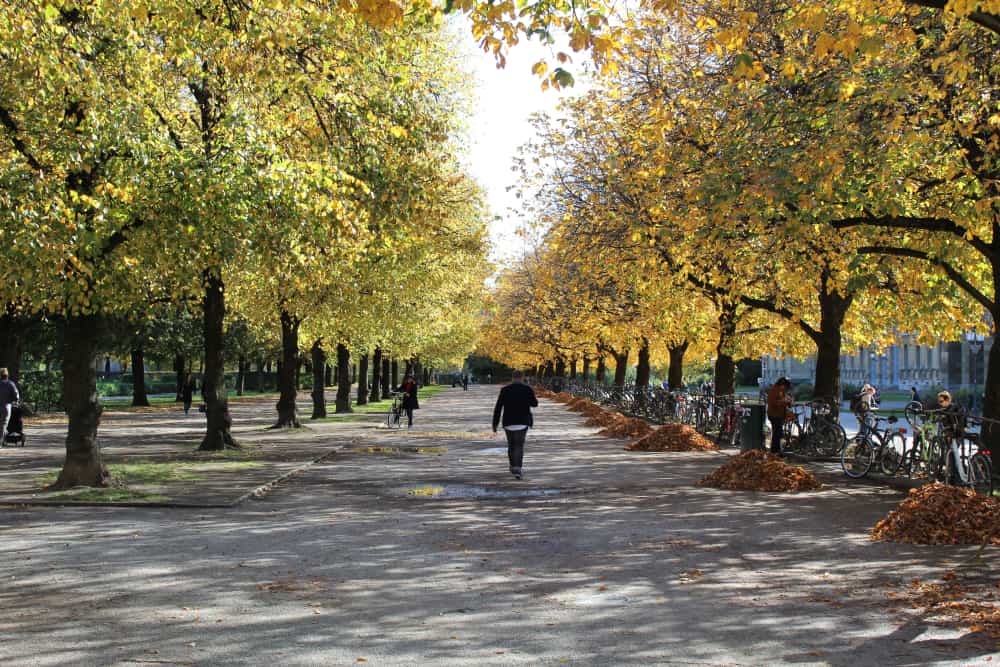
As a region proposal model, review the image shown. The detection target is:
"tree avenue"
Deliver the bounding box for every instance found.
[1,1,489,487]
[483,2,994,429]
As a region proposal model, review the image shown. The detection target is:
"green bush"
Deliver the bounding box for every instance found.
[19,370,63,413]
[791,382,814,401]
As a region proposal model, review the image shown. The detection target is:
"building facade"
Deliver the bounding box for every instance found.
[761,334,991,390]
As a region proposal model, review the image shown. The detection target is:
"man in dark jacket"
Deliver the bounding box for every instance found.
[492,370,538,480]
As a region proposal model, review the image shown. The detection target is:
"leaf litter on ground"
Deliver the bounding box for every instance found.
[697,450,822,492]
[871,482,1000,545]
[625,423,719,452]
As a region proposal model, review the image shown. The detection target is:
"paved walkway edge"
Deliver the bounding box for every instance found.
[0,445,347,510]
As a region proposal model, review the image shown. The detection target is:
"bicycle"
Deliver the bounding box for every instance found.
[386,392,404,429]
[841,411,905,478]
[780,399,847,458]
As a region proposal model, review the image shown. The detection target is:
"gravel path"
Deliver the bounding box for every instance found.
[0,386,996,666]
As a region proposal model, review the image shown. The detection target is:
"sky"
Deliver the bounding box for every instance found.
[455,22,589,267]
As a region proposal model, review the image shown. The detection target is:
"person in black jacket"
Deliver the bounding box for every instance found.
[492,370,538,480]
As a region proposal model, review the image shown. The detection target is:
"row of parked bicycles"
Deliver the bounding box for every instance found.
[540,379,995,496]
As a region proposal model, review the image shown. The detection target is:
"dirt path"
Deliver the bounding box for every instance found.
[0,386,996,665]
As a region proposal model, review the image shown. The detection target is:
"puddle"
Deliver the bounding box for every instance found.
[475,448,508,455]
[393,484,562,499]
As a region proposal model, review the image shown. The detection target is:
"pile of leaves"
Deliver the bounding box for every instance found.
[535,388,554,399]
[625,423,719,452]
[584,410,621,428]
[697,450,822,492]
[567,398,606,417]
[553,392,574,403]
[598,415,653,439]
[884,573,1000,638]
[871,483,1000,545]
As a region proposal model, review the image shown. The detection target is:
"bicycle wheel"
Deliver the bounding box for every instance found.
[842,434,876,478]
[903,401,924,429]
[968,452,993,496]
[811,420,846,458]
[878,432,906,476]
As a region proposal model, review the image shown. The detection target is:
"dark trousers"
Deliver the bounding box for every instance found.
[404,407,414,427]
[504,428,527,469]
[768,416,783,453]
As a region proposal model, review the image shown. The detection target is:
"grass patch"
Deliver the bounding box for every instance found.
[312,414,370,422]
[35,460,264,488]
[406,485,444,497]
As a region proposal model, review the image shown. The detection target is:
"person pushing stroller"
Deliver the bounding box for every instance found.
[0,368,22,445]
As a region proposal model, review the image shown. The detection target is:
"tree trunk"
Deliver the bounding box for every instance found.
[569,357,577,379]
[274,310,301,428]
[381,355,391,398]
[981,324,1000,463]
[581,355,590,381]
[51,314,107,489]
[391,358,399,389]
[0,312,26,381]
[236,355,246,396]
[612,349,629,387]
[555,357,566,377]
[256,357,265,394]
[543,360,555,377]
[357,353,369,406]
[714,304,738,396]
[174,353,186,401]
[199,272,237,450]
[311,339,327,419]
[422,366,431,386]
[635,339,651,389]
[335,343,352,413]
[810,286,852,405]
[595,357,606,384]
[130,345,150,407]
[668,341,688,390]
[404,359,414,379]
[325,363,332,387]
[370,348,383,402]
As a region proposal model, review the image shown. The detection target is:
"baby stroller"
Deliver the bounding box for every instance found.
[3,404,25,447]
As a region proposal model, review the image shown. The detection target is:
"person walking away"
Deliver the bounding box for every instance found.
[181,374,195,415]
[492,370,538,480]
[766,377,792,455]
[396,375,420,428]
[462,375,469,391]
[909,386,920,405]
[0,368,20,442]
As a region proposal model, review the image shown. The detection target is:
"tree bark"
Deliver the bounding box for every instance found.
[714,303,738,396]
[811,288,852,405]
[51,314,107,489]
[236,355,246,396]
[311,339,327,419]
[391,358,399,389]
[381,355,391,398]
[581,355,591,381]
[274,310,301,428]
[569,357,577,379]
[0,312,26,381]
[370,347,383,402]
[130,345,150,407]
[668,341,688,390]
[174,353,186,401]
[335,343,352,413]
[612,349,629,387]
[357,353,369,406]
[199,272,237,450]
[595,357,606,384]
[555,357,566,377]
[635,339,651,389]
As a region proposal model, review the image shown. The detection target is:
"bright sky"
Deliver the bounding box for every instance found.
[455,23,589,267]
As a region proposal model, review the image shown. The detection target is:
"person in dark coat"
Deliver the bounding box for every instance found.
[492,370,538,480]
[396,375,420,427]
[0,367,20,442]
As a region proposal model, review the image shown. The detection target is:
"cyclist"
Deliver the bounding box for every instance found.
[396,375,420,428]
[0,367,20,442]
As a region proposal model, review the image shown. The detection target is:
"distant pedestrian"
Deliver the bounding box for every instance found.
[766,377,792,455]
[909,386,920,404]
[396,375,420,427]
[0,368,19,441]
[462,375,469,391]
[486,373,492,384]
[181,374,195,415]
[492,370,538,480]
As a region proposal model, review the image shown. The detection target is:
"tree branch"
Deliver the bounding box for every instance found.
[829,215,994,261]
[0,106,46,172]
[858,245,995,314]
[905,0,1000,35]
